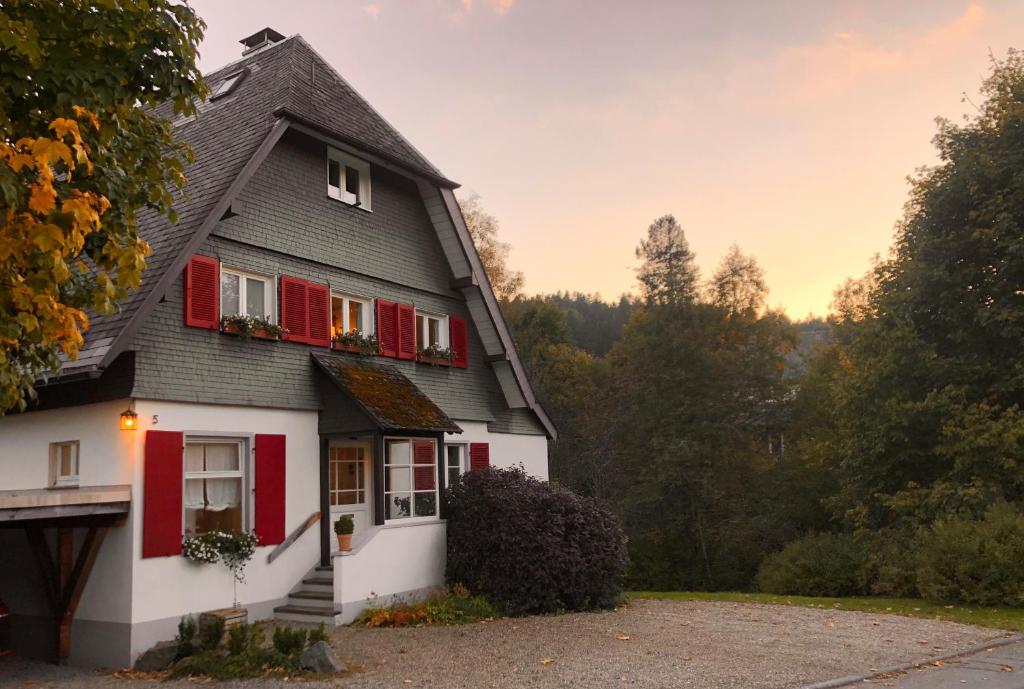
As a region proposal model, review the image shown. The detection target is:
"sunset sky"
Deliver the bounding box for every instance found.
[190,0,1024,317]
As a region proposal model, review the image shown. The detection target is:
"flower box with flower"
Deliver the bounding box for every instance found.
[182,531,261,608]
[331,331,380,355]
[417,344,454,366]
[220,315,288,341]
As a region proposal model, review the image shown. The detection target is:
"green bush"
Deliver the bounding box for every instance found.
[197,616,225,652]
[171,623,328,680]
[917,503,1024,606]
[756,532,868,597]
[446,466,627,616]
[308,623,329,646]
[174,615,198,660]
[863,528,920,598]
[226,621,264,657]
[272,625,307,657]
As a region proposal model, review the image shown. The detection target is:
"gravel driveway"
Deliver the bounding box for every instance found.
[0,599,1010,689]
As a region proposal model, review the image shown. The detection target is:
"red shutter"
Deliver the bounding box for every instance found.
[143,430,184,558]
[307,282,331,347]
[397,303,416,360]
[450,316,468,369]
[413,440,435,490]
[184,255,219,329]
[376,299,398,357]
[254,434,286,546]
[469,442,490,471]
[280,276,309,343]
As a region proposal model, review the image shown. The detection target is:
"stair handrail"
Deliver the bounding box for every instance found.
[266,512,320,564]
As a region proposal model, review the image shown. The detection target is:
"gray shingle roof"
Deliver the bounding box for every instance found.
[60,35,455,377]
[312,352,462,434]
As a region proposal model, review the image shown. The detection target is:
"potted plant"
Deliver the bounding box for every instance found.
[220,314,288,341]
[334,515,354,552]
[331,330,379,355]
[417,344,454,366]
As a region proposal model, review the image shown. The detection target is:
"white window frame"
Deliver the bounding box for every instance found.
[327,148,372,211]
[49,440,80,488]
[220,266,276,322]
[383,437,439,524]
[211,71,244,100]
[444,443,467,489]
[182,436,251,536]
[331,292,374,337]
[415,310,449,351]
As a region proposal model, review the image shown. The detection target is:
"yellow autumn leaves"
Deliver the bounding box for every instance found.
[0,106,151,408]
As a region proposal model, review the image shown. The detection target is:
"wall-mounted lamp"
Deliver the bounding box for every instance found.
[120,403,139,431]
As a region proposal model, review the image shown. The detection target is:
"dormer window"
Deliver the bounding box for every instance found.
[327,148,372,211]
[210,69,248,101]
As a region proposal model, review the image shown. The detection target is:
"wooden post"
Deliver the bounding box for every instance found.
[319,436,330,568]
[56,526,108,661]
[57,528,72,592]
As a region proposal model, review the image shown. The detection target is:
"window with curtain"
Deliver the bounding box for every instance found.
[185,439,245,535]
[384,439,438,521]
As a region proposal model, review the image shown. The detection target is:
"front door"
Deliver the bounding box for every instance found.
[328,441,373,537]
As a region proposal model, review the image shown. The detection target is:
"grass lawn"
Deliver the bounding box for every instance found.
[630,591,1024,633]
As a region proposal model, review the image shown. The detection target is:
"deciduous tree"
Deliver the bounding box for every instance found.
[0,0,206,412]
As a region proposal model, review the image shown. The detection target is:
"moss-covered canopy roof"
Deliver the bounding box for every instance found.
[312,352,462,434]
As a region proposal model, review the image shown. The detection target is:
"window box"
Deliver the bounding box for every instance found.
[222,322,280,341]
[416,353,451,367]
[417,344,454,367]
[331,330,380,356]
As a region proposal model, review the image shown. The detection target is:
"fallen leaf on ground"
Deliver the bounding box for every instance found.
[541,658,555,665]
[613,632,631,640]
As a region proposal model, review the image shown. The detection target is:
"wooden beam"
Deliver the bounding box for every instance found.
[24,528,58,616]
[57,528,72,592]
[57,526,108,660]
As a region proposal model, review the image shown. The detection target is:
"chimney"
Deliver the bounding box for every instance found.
[239,27,286,55]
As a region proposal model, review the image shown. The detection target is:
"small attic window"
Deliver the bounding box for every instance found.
[327,148,372,211]
[211,70,248,101]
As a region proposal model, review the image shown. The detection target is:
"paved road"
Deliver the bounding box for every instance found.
[869,640,1024,688]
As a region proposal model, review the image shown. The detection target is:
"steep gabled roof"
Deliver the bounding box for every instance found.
[53,32,554,439]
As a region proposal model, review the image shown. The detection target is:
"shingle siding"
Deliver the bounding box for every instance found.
[128,132,545,436]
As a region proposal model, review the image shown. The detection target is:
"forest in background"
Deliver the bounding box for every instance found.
[465,51,1024,603]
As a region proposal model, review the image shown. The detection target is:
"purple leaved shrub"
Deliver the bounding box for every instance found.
[445,466,627,616]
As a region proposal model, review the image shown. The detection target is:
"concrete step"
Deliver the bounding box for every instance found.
[274,604,342,626]
[288,590,336,609]
[300,576,333,594]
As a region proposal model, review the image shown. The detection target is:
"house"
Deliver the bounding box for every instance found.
[0,28,554,668]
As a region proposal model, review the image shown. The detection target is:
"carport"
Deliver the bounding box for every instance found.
[0,485,129,662]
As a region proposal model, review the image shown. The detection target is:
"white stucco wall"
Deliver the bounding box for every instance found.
[0,399,136,626]
[334,521,446,622]
[128,401,321,659]
[448,421,549,480]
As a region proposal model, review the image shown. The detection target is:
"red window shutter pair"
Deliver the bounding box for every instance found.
[142,431,287,558]
[469,442,490,471]
[184,255,220,329]
[375,298,416,360]
[280,275,330,346]
[450,316,468,368]
[413,440,435,490]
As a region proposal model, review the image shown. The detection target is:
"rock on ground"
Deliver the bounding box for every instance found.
[132,640,177,672]
[299,640,346,674]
